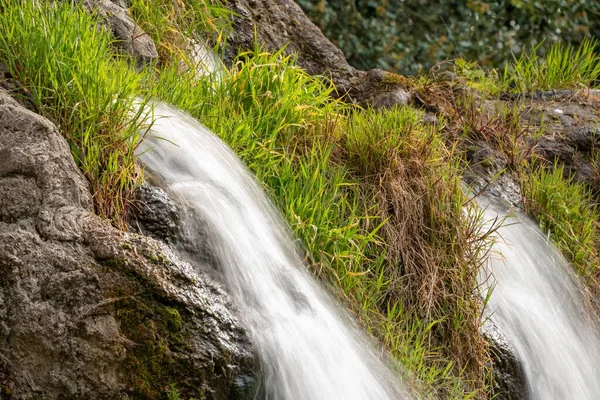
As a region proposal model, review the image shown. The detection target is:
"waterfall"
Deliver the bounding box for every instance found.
[137,103,408,400]
[479,199,600,399]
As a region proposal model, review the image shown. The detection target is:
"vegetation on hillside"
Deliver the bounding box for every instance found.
[0,0,599,398]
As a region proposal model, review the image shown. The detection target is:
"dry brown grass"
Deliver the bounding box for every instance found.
[341,106,496,393]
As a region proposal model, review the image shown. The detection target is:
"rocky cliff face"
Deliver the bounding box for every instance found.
[0,88,255,399]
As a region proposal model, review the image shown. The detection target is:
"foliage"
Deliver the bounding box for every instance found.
[522,162,600,278]
[503,39,600,92]
[0,0,148,227]
[342,107,494,394]
[297,0,600,75]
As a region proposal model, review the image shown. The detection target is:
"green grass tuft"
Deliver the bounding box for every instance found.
[130,0,231,65]
[0,0,149,226]
[522,161,600,278]
[503,38,600,93]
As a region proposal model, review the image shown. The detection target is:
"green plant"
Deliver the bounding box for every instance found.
[298,0,600,76]
[503,39,600,92]
[166,383,181,400]
[0,0,149,226]
[522,161,600,278]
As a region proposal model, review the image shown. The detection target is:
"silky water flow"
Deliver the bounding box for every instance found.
[478,199,600,399]
[138,103,408,400]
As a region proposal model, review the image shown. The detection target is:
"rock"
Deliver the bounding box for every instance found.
[519,97,600,195]
[481,317,528,399]
[82,0,158,66]
[0,88,255,399]
[224,0,354,89]
[463,140,523,207]
[130,182,180,244]
[223,0,411,108]
[349,69,413,109]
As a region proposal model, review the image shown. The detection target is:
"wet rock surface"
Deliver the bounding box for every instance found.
[0,88,255,399]
[463,140,523,207]
[130,182,180,244]
[481,316,528,399]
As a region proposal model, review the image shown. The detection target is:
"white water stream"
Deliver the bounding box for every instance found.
[479,199,600,399]
[138,103,408,400]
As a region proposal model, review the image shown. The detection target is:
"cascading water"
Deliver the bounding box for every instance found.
[138,103,408,400]
[479,199,600,399]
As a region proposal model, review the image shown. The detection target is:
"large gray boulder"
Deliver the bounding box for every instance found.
[0,88,255,399]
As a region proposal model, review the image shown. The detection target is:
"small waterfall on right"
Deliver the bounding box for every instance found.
[478,199,600,399]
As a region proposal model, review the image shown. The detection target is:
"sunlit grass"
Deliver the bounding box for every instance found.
[130,0,231,65]
[0,0,149,226]
[503,39,600,93]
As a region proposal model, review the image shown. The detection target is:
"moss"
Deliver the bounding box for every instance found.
[103,258,127,270]
[159,306,183,332]
[100,258,192,398]
[114,295,190,398]
[381,71,413,87]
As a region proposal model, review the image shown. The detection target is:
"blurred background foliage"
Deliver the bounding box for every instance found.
[296,0,600,75]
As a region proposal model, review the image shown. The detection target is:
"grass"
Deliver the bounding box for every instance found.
[130,0,231,65]
[521,161,600,279]
[341,107,494,395]
[0,0,148,227]
[503,39,600,93]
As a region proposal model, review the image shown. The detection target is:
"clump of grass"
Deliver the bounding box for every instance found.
[0,0,148,226]
[455,95,542,169]
[522,161,600,278]
[342,107,493,394]
[130,0,231,65]
[503,39,600,93]
[453,58,502,97]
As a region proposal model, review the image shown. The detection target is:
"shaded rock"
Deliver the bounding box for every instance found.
[0,88,255,399]
[82,0,158,66]
[223,0,411,108]
[481,317,528,399]
[130,182,180,244]
[463,140,522,207]
[519,97,600,194]
[0,63,39,113]
[501,89,600,102]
